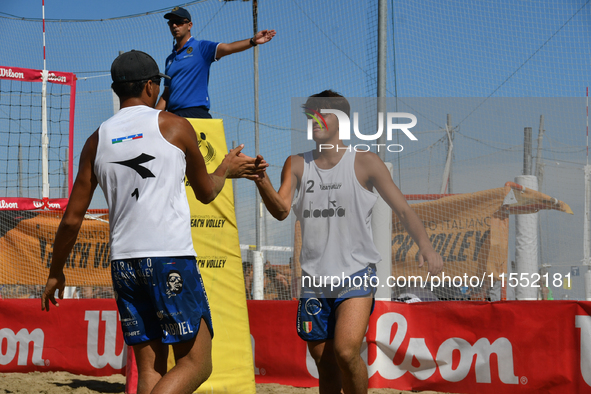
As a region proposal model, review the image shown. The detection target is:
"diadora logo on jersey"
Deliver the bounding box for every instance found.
[112,133,143,144]
[303,200,346,219]
[319,182,342,190]
[112,153,155,179]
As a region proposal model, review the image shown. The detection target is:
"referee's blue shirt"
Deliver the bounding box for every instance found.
[164,37,220,111]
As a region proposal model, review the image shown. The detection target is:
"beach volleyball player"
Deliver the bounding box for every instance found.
[251,90,443,394]
[41,50,267,394]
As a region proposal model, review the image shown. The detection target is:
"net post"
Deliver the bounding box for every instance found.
[251,250,265,300]
[376,0,387,161]
[584,165,591,300]
[373,162,393,300]
[68,74,76,195]
[514,175,539,300]
[41,69,49,199]
[440,115,454,194]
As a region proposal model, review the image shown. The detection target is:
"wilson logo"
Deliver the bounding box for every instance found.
[85,311,127,369]
[0,328,45,366]
[0,68,25,79]
[306,312,519,384]
[46,72,67,83]
[0,200,18,209]
[576,315,591,386]
[31,200,64,210]
[46,201,62,209]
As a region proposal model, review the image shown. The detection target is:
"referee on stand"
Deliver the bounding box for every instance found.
[156,6,276,119]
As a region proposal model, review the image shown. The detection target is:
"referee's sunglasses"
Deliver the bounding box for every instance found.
[168,19,189,27]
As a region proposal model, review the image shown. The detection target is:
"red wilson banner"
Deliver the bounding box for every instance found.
[0,299,125,376]
[0,198,69,211]
[2,299,591,393]
[249,300,591,394]
[0,66,75,85]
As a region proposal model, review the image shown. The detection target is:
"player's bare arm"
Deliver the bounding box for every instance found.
[42,130,99,311]
[254,154,303,221]
[158,111,267,204]
[215,29,276,59]
[355,152,443,275]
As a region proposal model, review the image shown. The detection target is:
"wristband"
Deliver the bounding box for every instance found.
[250,37,258,47]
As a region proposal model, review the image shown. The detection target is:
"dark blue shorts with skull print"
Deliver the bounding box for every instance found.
[111,256,213,345]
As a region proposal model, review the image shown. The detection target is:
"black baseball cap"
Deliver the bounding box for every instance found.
[164,6,191,22]
[111,50,170,83]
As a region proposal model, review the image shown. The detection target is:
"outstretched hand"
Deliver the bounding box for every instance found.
[417,247,444,276]
[247,154,268,181]
[251,154,267,181]
[224,145,268,179]
[254,29,276,45]
[41,273,65,311]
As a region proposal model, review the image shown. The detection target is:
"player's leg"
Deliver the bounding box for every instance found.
[111,258,170,394]
[308,339,342,394]
[132,340,169,394]
[298,293,341,393]
[333,296,372,394]
[146,256,213,394]
[147,317,212,394]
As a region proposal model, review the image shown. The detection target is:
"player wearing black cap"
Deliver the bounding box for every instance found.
[42,50,267,394]
[156,6,276,119]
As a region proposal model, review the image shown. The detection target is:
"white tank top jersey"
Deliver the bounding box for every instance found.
[94,105,196,260]
[292,149,381,278]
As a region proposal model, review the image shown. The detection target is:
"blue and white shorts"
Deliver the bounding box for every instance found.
[111,256,213,346]
[297,264,376,342]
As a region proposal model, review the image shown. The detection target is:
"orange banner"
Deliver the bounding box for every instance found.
[392,188,509,282]
[0,211,111,287]
[391,183,572,282]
